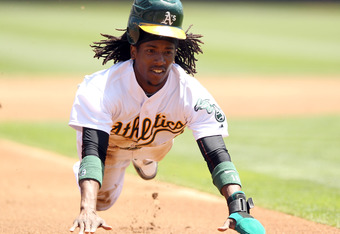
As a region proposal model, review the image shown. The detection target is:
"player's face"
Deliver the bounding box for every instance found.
[131,40,176,94]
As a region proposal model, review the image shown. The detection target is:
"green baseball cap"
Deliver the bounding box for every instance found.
[127,0,186,45]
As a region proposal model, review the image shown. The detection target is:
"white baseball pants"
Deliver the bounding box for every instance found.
[73,131,173,211]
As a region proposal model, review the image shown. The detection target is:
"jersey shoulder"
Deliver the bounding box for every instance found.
[172,63,204,90]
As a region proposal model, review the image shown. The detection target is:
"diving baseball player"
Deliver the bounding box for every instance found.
[69,0,265,233]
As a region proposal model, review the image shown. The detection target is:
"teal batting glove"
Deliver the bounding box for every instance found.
[227,191,265,234]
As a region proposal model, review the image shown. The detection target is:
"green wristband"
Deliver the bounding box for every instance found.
[78,155,105,187]
[212,161,242,194]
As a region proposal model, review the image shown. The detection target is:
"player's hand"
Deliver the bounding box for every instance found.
[217,212,265,234]
[217,217,236,232]
[69,209,112,234]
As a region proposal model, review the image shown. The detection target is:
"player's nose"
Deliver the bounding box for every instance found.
[154,52,166,65]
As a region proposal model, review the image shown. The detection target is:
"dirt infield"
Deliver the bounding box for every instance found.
[1,76,340,233]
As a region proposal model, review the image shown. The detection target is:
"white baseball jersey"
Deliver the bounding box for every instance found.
[69,59,228,150]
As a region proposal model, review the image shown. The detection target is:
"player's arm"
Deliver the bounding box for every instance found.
[70,127,112,233]
[196,135,265,234]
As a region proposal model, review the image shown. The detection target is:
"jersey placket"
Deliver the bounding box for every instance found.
[137,97,160,146]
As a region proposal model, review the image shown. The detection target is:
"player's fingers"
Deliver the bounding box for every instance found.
[90,224,98,233]
[100,221,113,230]
[69,220,79,232]
[217,220,230,232]
[84,220,92,233]
[88,220,112,233]
[78,221,85,234]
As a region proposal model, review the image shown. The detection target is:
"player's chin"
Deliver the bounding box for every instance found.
[148,71,168,83]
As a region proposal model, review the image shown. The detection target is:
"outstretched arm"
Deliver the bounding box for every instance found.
[70,127,112,233]
[217,184,242,231]
[197,135,265,233]
[70,179,112,233]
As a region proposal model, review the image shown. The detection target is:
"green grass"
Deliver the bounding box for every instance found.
[1,115,339,227]
[1,1,340,77]
[158,115,340,227]
[0,121,77,157]
[1,0,340,229]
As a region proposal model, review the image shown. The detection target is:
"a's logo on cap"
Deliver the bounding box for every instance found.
[161,11,176,25]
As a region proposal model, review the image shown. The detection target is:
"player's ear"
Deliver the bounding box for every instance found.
[130,45,137,60]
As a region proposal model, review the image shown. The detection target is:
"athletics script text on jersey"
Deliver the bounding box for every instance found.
[111,113,185,145]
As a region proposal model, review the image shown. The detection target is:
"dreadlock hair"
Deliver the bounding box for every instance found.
[91,26,203,76]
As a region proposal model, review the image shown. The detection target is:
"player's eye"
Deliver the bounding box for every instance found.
[146,49,154,54]
[164,50,174,56]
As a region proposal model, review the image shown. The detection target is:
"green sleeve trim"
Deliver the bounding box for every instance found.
[212,161,242,194]
[78,155,105,187]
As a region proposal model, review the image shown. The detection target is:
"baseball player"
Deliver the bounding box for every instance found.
[69,0,265,233]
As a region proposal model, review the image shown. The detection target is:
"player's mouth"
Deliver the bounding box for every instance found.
[151,67,166,75]
[153,69,163,74]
